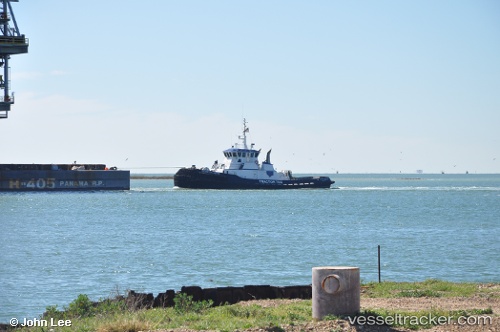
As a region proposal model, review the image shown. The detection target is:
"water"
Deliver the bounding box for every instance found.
[1,174,499,322]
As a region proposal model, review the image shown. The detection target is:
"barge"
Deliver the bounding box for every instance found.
[0,164,130,191]
[174,120,334,189]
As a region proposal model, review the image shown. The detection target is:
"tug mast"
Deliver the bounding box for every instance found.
[0,0,28,119]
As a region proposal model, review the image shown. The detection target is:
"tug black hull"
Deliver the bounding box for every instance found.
[174,167,334,190]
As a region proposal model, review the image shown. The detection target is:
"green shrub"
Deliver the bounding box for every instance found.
[94,298,127,316]
[173,292,213,314]
[43,304,65,320]
[67,294,95,318]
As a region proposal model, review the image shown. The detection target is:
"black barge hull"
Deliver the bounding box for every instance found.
[0,164,130,191]
[174,167,334,189]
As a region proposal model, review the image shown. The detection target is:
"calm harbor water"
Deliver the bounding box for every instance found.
[1,174,499,322]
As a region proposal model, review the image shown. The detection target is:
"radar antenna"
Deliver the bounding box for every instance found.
[0,0,28,119]
[237,118,250,149]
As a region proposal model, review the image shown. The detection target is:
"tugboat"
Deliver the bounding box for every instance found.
[174,120,334,189]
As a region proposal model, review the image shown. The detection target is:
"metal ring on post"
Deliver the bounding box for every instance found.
[321,274,341,294]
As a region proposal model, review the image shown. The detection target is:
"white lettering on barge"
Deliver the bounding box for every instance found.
[59,180,104,187]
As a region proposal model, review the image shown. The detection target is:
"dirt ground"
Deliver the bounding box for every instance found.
[362,296,498,332]
[158,296,499,332]
[243,296,499,332]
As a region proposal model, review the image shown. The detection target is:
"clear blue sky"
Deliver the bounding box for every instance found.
[2,0,499,173]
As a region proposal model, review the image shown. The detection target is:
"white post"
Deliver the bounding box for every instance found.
[312,266,360,319]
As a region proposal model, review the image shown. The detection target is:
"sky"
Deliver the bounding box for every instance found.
[1,0,499,174]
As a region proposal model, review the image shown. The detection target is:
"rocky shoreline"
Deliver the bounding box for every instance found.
[83,285,311,313]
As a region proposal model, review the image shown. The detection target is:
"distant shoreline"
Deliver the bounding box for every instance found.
[131,175,174,180]
[129,173,500,180]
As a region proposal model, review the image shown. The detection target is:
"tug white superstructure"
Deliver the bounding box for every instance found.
[211,119,292,181]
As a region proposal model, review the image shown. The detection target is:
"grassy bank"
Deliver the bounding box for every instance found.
[362,279,496,298]
[11,280,498,332]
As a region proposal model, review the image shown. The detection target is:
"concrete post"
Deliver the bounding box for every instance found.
[312,266,360,319]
